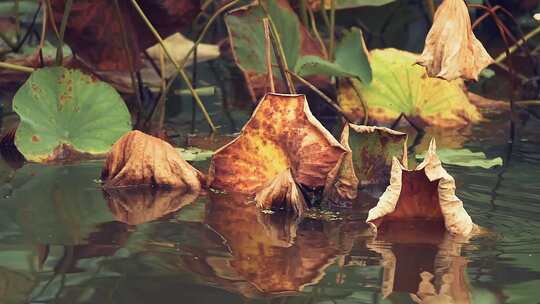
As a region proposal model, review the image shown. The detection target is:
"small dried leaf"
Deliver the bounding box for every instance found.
[255,169,308,216]
[324,124,407,202]
[208,93,346,194]
[101,130,203,190]
[366,139,474,236]
[417,0,494,81]
[105,187,200,225]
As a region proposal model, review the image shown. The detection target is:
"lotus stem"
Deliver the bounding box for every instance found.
[129,0,217,132]
[113,0,143,127]
[287,69,353,123]
[425,0,435,21]
[14,0,21,39]
[329,0,336,60]
[299,0,308,26]
[308,5,328,59]
[179,0,240,69]
[55,0,73,65]
[263,18,275,93]
[0,62,35,73]
[260,2,296,94]
[495,26,540,63]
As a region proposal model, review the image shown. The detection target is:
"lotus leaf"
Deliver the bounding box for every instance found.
[340,49,482,128]
[416,148,502,169]
[366,139,475,236]
[324,124,407,202]
[208,93,346,194]
[225,0,326,99]
[101,130,203,189]
[313,0,396,10]
[417,0,493,81]
[295,27,372,84]
[13,67,132,162]
[255,169,307,216]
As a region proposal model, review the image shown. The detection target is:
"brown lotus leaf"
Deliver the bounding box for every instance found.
[105,187,200,225]
[367,223,472,302]
[416,0,493,81]
[255,169,308,216]
[324,124,407,203]
[208,93,346,194]
[366,139,475,236]
[101,130,203,190]
[50,0,199,71]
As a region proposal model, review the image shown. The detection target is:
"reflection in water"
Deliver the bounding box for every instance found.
[104,187,200,225]
[184,192,368,298]
[368,221,472,304]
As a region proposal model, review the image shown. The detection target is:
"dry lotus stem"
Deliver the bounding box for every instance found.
[255,169,308,217]
[417,0,493,81]
[366,138,475,236]
[101,130,203,190]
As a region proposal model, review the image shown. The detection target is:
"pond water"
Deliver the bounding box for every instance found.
[0,111,539,304]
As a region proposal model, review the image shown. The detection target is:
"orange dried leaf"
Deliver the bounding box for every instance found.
[417,0,493,81]
[255,169,308,216]
[105,187,200,225]
[101,130,203,190]
[366,139,474,236]
[208,93,346,193]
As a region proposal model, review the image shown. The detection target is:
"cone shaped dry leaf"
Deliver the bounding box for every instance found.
[366,139,474,236]
[105,187,200,225]
[324,124,407,202]
[208,93,346,193]
[255,169,308,216]
[417,0,494,81]
[101,130,203,190]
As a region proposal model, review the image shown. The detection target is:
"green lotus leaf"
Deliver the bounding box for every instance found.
[295,28,372,84]
[342,48,481,128]
[13,67,132,162]
[320,0,396,9]
[416,148,502,169]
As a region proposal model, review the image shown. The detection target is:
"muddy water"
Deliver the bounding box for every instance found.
[0,113,539,304]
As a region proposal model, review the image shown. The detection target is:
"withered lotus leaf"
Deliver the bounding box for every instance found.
[101,130,203,190]
[366,139,475,236]
[255,169,308,216]
[417,0,493,81]
[208,93,346,193]
[324,124,407,202]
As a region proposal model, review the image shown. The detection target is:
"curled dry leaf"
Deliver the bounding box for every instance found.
[366,139,475,236]
[255,169,308,216]
[324,124,407,202]
[417,0,494,81]
[101,130,203,190]
[105,187,200,225]
[208,93,346,194]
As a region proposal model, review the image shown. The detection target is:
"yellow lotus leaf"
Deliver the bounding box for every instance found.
[104,187,200,225]
[324,124,407,203]
[101,130,203,190]
[366,139,475,236]
[208,93,347,193]
[339,49,482,128]
[417,0,493,81]
[255,169,308,216]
